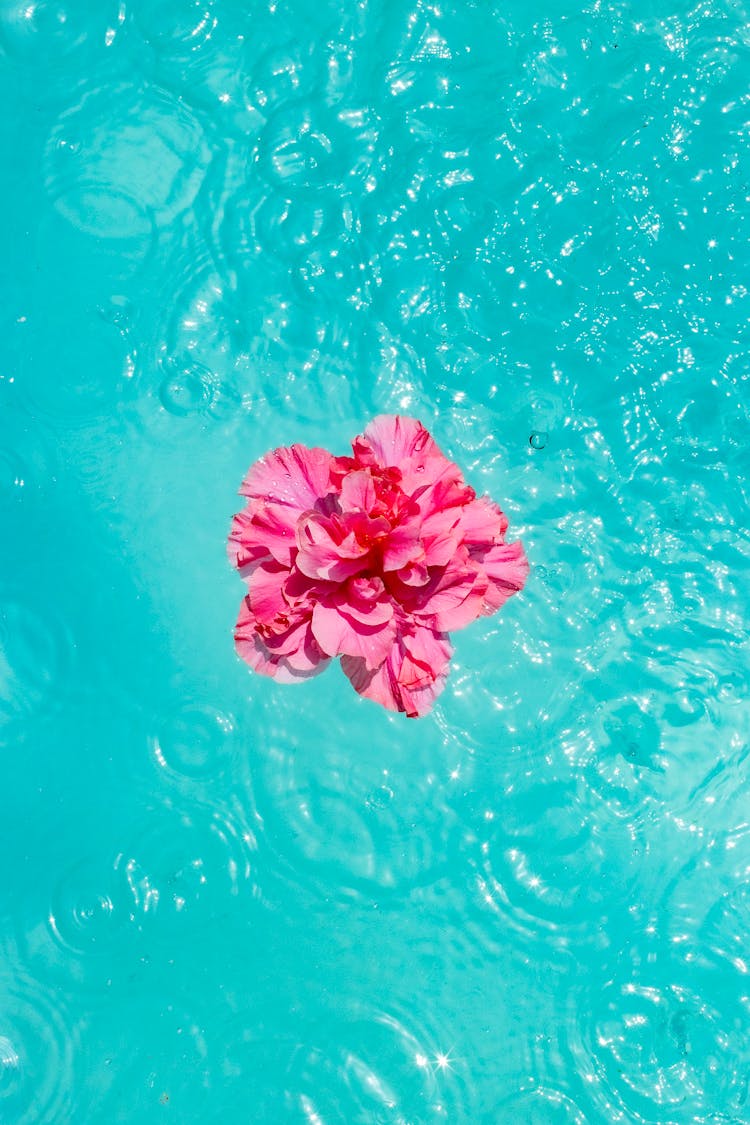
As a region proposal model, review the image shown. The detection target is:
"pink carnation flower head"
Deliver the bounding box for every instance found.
[228,416,529,717]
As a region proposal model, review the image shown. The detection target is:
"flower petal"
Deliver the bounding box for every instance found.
[341,624,452,717]
[381,523,423,571]
[460,495,509,550]
[396,554,488,632]
[227,509,269,573]
[237,445,339,567]
[339,470,378,514]
[341,577,394,626]
[240,444,338,508]
[394,560,429,587]
[295,513,370,582]
[355,418,470,508]
[234,597,329,683]
[355,415,438,468]
[480,539,530,612]
[312,600,397,670]
[247,559,290,626]
[406,457,469,511]
[245,503,301,567]
[401,625,453,688]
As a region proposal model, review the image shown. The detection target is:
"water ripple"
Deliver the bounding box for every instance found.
[124,252,255,438]
[134,0,217,53]
[44,81,210,241]
[0,594,73,732]
[704,881,750,979]
[47,857,126,958]
[286,1009,470,1123]
[211,1002,475,1123]
[259,101,377,192]
[149,697,241,783]
[498,1085,588,1123]
[462,773,640,956]
[0,0,120,72]
[160,255,245,373]
[251,184,352,264]
[158,353,220,417]
[250,690,465,900]
[116,800,260,922]
[0,963,78,1124]
[570,964,750,1122]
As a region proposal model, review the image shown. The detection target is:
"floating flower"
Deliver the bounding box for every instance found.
[228,415,528,717]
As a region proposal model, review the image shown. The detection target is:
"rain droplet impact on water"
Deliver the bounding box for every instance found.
[158,359,217,416]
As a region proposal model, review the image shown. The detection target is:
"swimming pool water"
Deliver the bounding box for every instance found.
[2,0,750,1120]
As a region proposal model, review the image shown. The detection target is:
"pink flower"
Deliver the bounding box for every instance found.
[228,416,528,717]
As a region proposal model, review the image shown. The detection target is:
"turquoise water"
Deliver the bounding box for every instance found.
[2,0,750,1120]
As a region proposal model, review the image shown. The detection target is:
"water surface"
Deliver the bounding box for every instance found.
[1,0,750,1121]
